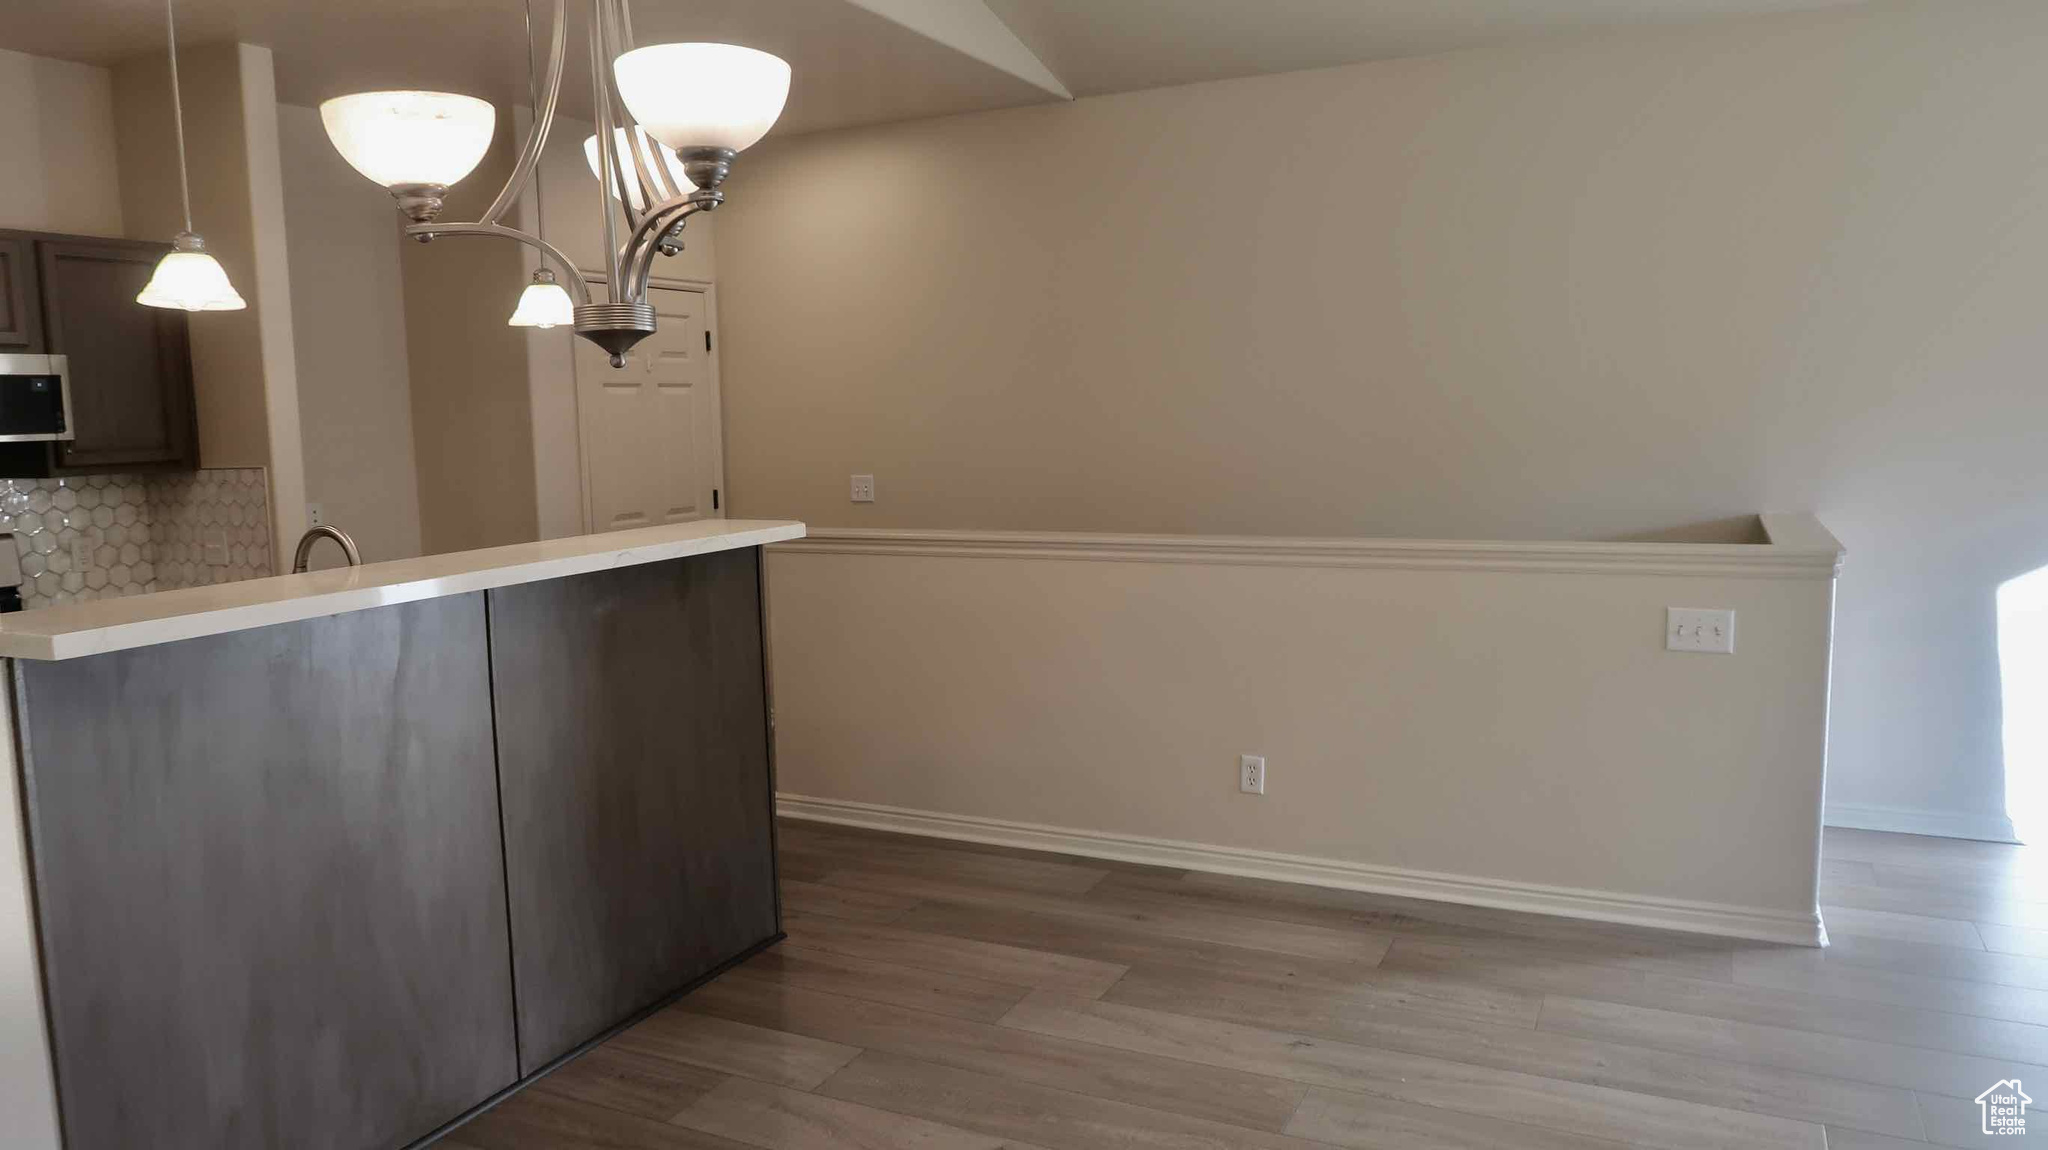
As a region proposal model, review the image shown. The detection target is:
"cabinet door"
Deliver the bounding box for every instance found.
[488,547,779,1070]
[37,238,197,470]
[14,594,519,1150]
[0,233,42,351]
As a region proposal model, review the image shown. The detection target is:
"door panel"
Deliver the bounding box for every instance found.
[0,233,42,351]
[14,595,518,1150]
[575,286,721,532]
[580,363,654,531]
[487,549,778,1070]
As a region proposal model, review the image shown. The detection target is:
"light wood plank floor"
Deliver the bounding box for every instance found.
[447,822,2048,1149]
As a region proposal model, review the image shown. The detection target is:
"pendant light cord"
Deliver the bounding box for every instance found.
[165,0,194,234]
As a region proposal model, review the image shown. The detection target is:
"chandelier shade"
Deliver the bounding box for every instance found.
[583,127,692,210]
[507,269,575,328]
[137,246,247,312]
[319,92,497,190]
[613,43,790,154]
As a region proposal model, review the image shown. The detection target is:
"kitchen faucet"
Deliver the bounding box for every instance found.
[291,525,362,573]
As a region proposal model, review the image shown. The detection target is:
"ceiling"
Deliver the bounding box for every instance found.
[4,0,1878,135]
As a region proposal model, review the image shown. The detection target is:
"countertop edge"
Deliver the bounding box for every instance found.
[0,521,806,661]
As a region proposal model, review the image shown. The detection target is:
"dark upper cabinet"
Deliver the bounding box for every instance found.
[0,231,199,476]
[0,231,42,351]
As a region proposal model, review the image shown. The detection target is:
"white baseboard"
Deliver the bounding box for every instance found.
[778,794,1828,948]
[1825,803,2019,844]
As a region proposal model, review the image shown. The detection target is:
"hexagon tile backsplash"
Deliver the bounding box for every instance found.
[2,470,273,610]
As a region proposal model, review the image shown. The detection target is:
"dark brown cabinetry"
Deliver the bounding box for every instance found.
[0,230,200,476]
[0,232,42,351]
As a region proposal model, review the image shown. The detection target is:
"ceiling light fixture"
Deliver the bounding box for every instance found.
[136,0,246,312]
[321,0,790,366]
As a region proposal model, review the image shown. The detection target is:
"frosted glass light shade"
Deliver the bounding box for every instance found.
[613,43,790,154]
[137,249,246,312]
[584,127,692,210]
[507,272,574,328]
[319,91,496,189]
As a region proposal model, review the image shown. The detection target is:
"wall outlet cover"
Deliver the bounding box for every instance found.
[1240,754,1266,795]
[1667,607,1735,654]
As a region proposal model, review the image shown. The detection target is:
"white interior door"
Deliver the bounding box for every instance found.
[574,285,724,532]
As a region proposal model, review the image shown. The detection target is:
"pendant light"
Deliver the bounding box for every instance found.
[136,0,246,312]
[507,0,574,329]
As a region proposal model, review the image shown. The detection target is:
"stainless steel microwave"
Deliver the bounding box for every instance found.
[0,354,73,442]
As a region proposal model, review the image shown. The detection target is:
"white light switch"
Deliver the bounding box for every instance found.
[850,474,875,503]
[1667,608,1735,654]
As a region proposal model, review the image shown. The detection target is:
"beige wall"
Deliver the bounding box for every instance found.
[0,48,123,237]
[720,0,2048,840]
[278,102,424,567]
[769,524,1839,940]
[0,48,122,235]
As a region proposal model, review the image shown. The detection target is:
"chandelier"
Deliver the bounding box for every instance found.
[318,0,789,366]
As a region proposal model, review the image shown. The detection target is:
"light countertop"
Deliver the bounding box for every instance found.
[0,519,805,661]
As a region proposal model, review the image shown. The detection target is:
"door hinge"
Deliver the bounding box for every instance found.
[712,488,720,511]
[705,330,712,352]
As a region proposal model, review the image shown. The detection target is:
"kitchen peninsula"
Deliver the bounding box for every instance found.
[0,519,804,1150]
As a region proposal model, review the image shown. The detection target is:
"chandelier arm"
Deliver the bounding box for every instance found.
[623,197,712,298]
[476,0,568,227]
[588,0,627,296]
[405,222,593,305]
[597,0,665,218]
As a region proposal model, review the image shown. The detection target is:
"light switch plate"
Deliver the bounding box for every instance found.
[850,474,875,503]
[1667,608,1735,654]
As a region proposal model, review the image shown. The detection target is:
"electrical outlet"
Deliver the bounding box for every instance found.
[202,527,229,568]
[307,502,326,528]
[1239,754,1266,795]
[850,474,875,503]
[1667,608,1735,654]
[71,535,91,572]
